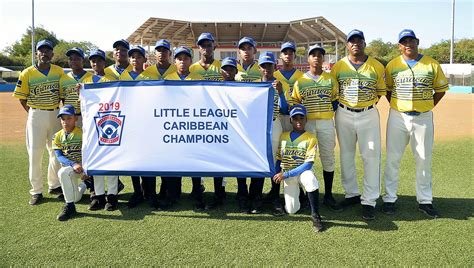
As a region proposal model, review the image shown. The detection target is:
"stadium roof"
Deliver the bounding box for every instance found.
[127,16,346,48]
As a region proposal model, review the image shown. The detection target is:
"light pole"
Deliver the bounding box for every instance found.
[450,0,455,64]
[31,0,35,65]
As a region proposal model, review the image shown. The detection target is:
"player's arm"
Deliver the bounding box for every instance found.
[14,70,30,112]
[274,162,314,183]
[432,62,449,107]
[273,80,289,114]
[433,92,446,107]
[331,75,340,111]
[19,99,29,112]
[54,149,83,173]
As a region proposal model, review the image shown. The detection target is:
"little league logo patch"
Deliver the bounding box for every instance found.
[94,111,125,146]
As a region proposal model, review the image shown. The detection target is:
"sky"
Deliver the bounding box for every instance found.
[0,0,472,52]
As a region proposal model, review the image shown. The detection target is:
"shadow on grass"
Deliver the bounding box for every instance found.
[70,192,473,232]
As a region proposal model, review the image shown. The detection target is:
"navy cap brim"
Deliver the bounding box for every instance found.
[113,40,129,49]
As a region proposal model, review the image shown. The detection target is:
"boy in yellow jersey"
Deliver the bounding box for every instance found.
[292,44,342,212]
[52,105,87,221]
[235,37,261,82]
[83,49,116,83]
[189,33,222,81]
[331,30,386,220]
[163,46,205,210]
[60,47,92,127]
[118,45,158,209]
[105,39,133,80]
[254,51,289,216]
[382,30,448,218]
[274,42,304,131]
[203,57,238,211]
[273,104,323,232]
[142,39,176,79]
[13,39,64,205]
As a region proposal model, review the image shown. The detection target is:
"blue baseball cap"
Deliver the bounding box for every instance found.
[347,29,365,41]
[128,45,146,57]
[398,29,417,43]
[238,36,256,48]
[290,104,307,117]
[36,39,54,50]
[307,44,326,56]
[66,47,85,58]
[258,51,276,65]
[155,39,171,50]
[113,39,130,50]
[88,49,106,60]
[197,32,215,45]
[221,57,238,69]
[174,46,192,58]
[57,105,76,118]
[280,42,296,52]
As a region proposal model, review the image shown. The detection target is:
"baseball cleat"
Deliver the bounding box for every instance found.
[362,205,376,220]
[48,186,63,195]
[57,204,76,221]
[89,195,106,210]
[381,202,396,215]
[339,195,361,207]
[127,192,144,208]
[418,204,439,219]
[323,196,343,212]
[272,202,285,217]
[29,194,43,205]
[312,215,324,232]
[105,194,118,211]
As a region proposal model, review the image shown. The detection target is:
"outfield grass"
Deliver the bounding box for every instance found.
[0,139,472,266]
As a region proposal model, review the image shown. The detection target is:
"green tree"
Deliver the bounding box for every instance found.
[52,41,98,68]
[422,39,474,64]
[365,39,399,65]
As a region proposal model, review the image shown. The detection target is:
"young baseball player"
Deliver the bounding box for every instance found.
[142,39,176,79]
[235,37,261,82]
[83,49,116,83]
[331,30,386,220]
[105,39,133,80]
[53,105,87,221]
[273,104,324,232]
[59,47,92,127]
[292,44,342,212]
[119,45,158,208]
[274,41,304,131]
[163,46,205,210]
[254,51,289,216]
[203,57,238,210]
[382,29,448,218]
[189,33,222,81]
[13,39,64,205]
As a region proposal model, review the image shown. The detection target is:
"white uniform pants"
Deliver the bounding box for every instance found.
[383,109,434,204]
[272,119,283,163]
[26,108,62,195]
[306,119,336,172]
[58,166,87,203]
[280,115,292,132]
[94,176,119,196]
[335,106,381,207]
[283,170,319,214]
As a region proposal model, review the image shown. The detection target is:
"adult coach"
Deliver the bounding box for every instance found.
[13,39,64,205]
[382,29,448,218]
[105,39,133,80]
[331,30,386,220]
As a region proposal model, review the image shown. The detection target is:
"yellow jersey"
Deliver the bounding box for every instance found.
[236,61,262,82]
[59,71,93,114]
[189,60,222,81]
[276,131,317,172]
[164,72,204,81]
[142,64,177,80]
[105,64,133,80]
[52,126,83,165]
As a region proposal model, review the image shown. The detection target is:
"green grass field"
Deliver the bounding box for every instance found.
[0,139,472,266]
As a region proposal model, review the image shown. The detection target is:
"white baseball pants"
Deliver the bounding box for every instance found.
[335,106,381,207]
[272,119,283,163]
[58,166,87,203]
[94,176,119,196]
[283,170,319,214]
[26,108,62,195]
[383,109,434,204]
[305,119,336,172]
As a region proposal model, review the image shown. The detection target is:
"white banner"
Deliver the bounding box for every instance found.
[80,80,275,177]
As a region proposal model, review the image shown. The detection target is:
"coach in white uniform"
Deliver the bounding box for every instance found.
[382,29,448,218]
[331,30,386,220]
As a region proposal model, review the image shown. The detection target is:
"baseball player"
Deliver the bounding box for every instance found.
[189,33,222,81]
[118,45,158,208]
[104,39,133,80]
[382,29,448,218]
[203,57,238,210]
[13,39,64,205]
[83,49,116,83]
[142,39,176,79]
[292,44,342,212]
[274,42,304,131]
[273,104,324,232]
[254,51,289,216]
[53,105,87,221]
[163,46,205,210]
[331,29,386,220]
[59,47,92,127]
[235,37,261,82]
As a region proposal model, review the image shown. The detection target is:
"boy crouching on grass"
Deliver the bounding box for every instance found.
[53,105,88,221]
[273,104,324,232]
